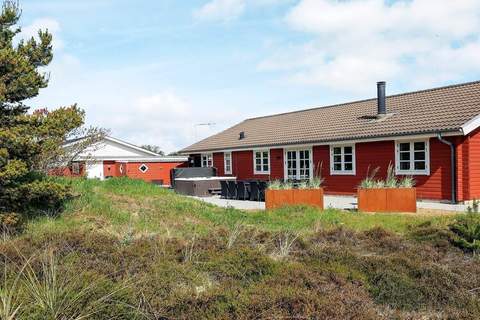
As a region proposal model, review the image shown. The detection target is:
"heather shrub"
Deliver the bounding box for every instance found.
[450,213,480,254]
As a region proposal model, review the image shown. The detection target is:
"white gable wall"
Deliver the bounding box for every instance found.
[76,138,158,161]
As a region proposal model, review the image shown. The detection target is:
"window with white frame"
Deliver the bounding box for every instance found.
[254,150,270,174]
[201,153,213,167]
[395,140,430,175]
[330,145,355,175]
[224,152,232,174]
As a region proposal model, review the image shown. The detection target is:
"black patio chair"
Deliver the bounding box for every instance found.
[227,181,237,199]
[249,181,259,201]
[220,180,228,199]
[236,181,248,200]
[259,181,267,201]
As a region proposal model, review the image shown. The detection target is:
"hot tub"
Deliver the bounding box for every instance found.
[174,177,236,197]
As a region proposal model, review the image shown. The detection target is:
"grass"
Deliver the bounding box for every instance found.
[26,177,455,238]
[2,177,479,319]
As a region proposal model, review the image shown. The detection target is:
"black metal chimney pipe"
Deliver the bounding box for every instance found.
[377,81,386,116]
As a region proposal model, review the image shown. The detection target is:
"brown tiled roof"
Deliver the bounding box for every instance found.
[181,81,480,153]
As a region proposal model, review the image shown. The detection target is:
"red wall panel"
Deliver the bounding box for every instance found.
[466,128,480,200]
[313,138,454,201]
[124,162,185,186]
[230,149,283,180]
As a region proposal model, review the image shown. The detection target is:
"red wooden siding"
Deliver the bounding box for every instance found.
[312,138,454,201]
[124,162,185,185]
[226,149,283,180]
[213,152,228,176]
[464,128,480,200]
[50,162,85,177]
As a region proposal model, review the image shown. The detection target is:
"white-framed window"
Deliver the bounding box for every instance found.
[201,153,213,168]
[330,144,356,175]
[285,149,313,181]
[224,152,232,174]
[395,140,430,175]
[139,163,149,173]
[72,162,80,175]
[253,150,270,174]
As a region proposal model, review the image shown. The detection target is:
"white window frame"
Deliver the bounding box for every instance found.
[139,163,149,173]
[330,144,356,175]
[395,139,430,176]
[253,149,270,174]
[284,148,313,181]
[201,153,213,168]
[224,152,232,174]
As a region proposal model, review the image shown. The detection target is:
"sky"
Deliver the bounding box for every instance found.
[22,0,480,153]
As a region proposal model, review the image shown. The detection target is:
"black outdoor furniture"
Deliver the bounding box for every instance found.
[259,181,267,201]
[236,181,249,200]
[220,180,229,199]
[227,181,237,199]
[249,181,260,201]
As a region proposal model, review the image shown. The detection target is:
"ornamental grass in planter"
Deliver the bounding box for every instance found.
[265,177,324,210]
[357,165,417,213]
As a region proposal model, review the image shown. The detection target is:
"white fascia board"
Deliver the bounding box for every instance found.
[103,136,161,157]
[461,114,480,136]
[76,156,187,162]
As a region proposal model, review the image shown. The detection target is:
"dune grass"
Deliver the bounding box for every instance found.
[4,178,477,319]
[25,177,456,239]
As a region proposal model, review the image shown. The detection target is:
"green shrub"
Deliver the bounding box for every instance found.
[450,213,480,254]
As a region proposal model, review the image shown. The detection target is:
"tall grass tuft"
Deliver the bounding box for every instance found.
[0,259,26,320]
[22,250,128,319]
[271,232,298,260]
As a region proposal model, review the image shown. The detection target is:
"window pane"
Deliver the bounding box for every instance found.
[400,162,410,170]
[263,158,268,165]
[344,154,352,162]
[256,159,261,165]
[400,152,410,161]
[334,155,342,163]
[263,151,268,158]
[255,152,261,159]
[399,143,410,152]
[334,163,342,171]
[344,163,353,171]
[414,162,426,170]
[263,164,269,171]
[414,142,425,151]
[333,147,341,155]
[344,146,353,154]
[414,152,425,161]
[256,165,262,171]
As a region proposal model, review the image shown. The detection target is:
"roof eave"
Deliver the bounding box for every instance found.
[180,129,463,154]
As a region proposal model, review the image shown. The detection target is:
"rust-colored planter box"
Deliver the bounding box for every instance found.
[265,189,324,210]
[357,188,417,213]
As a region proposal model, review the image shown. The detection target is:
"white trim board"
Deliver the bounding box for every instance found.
[461,114,480,136]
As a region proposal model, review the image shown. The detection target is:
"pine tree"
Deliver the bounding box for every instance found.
[0,1,99,229]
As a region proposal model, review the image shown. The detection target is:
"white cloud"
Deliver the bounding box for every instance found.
[194,0,246,21]
[19,18,63,50]
[260,0,480,93]
[194,0,289,21]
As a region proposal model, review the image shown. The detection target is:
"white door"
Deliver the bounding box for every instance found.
[86,161,104,180]
[284,149,312,181]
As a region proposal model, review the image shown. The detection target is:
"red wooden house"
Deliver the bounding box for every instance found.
[60,136,187,186]
[180,81,480,203]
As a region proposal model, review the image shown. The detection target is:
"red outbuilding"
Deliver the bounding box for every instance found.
[180,81,480,203]
[60,136,187,187]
